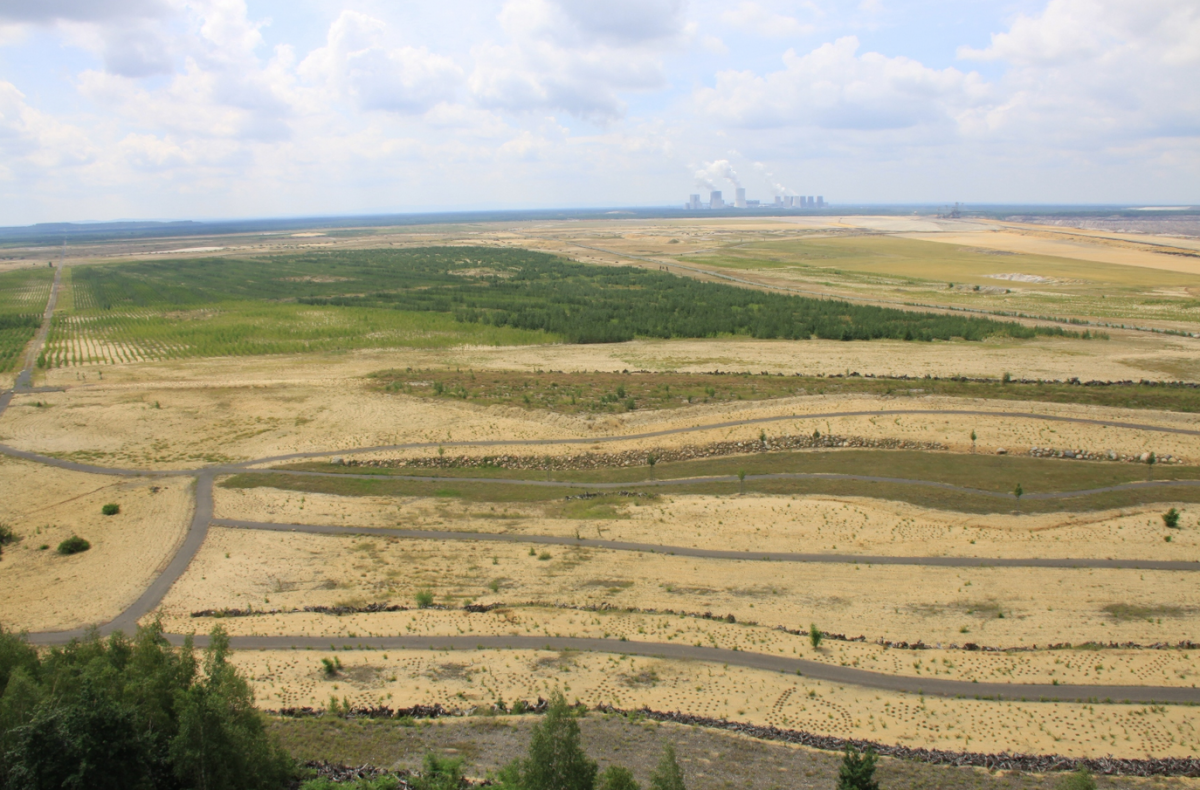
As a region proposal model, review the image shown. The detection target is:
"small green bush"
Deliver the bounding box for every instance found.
[1055,767,1097,790]
[0,523,16,546]
[57,536,91,555]
[599,765,640,790]
[415,589,435,608]
[102,503,120,516]
[1163,508,1181,528]
[837,745,879,790]
[809,623,823,649]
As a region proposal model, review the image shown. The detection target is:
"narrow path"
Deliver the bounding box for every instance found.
[185,633,1200,705]
[14,262,62,391]
[259,467,1200,501]
[212,517,1200,571]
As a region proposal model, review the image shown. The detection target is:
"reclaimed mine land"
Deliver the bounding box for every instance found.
[3,214,1200,787]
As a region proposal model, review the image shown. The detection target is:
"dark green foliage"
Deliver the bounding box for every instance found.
[598,765,640,790]
[56,536,90,555]
[415,589,435,608]
[0,525,15,547]
[837,745,879,790]
[71,248,1074,348]
[0,622,293,790]
[505,691,597,790]
[301,778,399,790]
[649,743,686,790]
[409,752,465,790]
[1055,768,1096,790]
[1163,507,1180,528]
[102,503,121,516]
[810,624,823,649]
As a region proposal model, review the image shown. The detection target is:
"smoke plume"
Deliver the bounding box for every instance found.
[753,162,792,196]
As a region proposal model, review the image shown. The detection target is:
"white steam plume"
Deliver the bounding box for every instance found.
[695,159,741,190]
[753,162,793,196]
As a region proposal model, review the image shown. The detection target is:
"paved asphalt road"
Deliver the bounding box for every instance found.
[213,517,1200,571]
[166,633,1200,705]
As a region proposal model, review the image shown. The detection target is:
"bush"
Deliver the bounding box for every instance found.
[837,745,879,790]
[101,503,120,516]
[415,589,435,608]
[1163,508,1181,528]
[56,536,90,555]
[599,766,640,790]
[0,523,16,546]
[1055,767,1097,790]
[410,752,465,790]
[649,744,686,790]
[809,623,823,649]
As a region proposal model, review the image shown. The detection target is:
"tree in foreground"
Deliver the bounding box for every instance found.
[810,623,823,650]
[0,621,293,790]
[649,743,686,790]
[500,691,597,790]
[1163,508,1181,528]
[836,745,879,790]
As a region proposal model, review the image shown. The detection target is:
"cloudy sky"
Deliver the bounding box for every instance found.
[0,0,1197,223]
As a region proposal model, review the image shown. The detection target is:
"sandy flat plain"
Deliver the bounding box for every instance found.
[228,647,1198,759]
[0,456,191,631]
[6,354,1199,467]
[158,527,1200,646]
[214,487,1200,562]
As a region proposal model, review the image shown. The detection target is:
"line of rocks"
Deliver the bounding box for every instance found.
[595,706,1200,778]
[1028,446,1181,464]
[334,433,945,471]
[276,702,1200,777]
[194,600,1200,654]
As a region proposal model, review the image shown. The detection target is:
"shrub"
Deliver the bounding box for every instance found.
[1163,508,1181,528]
[56,536,90,555]
[538,551,552,561]
[1055,768,1097,790]
[649,743,685,790]
[809,623,823,649]
[837,745,879,790]
[101,503,120,516]
[415,589,435,608]
[410,752,465,790]
[599,766,640,790]
[0,523,16,546]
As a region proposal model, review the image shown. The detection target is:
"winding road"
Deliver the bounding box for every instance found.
[4,266,1200,707]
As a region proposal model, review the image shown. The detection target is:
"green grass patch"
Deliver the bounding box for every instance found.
[247,450,1200,515]
[371,368,1200,414]
[41,246,1085,369]
[281,450,1200,494]
[0,268,52,372]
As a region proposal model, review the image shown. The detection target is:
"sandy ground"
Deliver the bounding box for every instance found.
[182,604,1200,689]
[5,349,1198,467]
[213,487,1200,562]
[0,456,191,631]
[899,229,1200,276]
[157,527,1200,646]
[228,647,1200,759]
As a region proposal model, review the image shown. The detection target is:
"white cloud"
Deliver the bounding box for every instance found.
[298,11,462,115]
[0,81,95,175]
[720,2,814,38]
[468,0,689,123]
[695,36,988,131]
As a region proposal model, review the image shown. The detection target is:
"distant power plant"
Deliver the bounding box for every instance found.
[690,191,825,210]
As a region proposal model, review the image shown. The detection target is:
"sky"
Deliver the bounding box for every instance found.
[0,0,1197,224]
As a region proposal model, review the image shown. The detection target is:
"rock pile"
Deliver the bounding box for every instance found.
[1028,447,1180,464]
[342,433,946,472]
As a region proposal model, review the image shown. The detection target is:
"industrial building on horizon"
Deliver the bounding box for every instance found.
[686,192,825,210]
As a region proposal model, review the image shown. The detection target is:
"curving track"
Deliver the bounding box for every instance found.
[4,268,1200,709]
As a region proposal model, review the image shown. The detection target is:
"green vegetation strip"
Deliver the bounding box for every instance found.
[0,268,52,373]
[373,368,1200,414]
[41,246,1088,368]
[281,450,1200,494]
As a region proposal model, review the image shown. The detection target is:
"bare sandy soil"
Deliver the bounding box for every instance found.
[157,527,1200,646]
[214,487,1200,562]
[899,228,1200,276]
[230,647,1200,759]
[5,350,1198,468]
[0,456,191,631]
